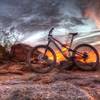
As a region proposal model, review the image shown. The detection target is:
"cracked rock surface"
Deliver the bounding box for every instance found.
[0,62,99,100]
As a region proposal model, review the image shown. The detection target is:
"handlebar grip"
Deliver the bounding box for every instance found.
[49,28,54,35]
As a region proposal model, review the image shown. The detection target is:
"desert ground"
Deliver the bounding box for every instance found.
[0,61,99,100]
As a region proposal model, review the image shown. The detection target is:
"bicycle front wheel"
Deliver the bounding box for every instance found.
[27,45,56,73]
[73,44,99,71]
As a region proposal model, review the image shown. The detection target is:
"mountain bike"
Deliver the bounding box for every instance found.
[27,28,99,73]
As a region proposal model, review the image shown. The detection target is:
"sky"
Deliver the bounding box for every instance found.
[0,0,100,47]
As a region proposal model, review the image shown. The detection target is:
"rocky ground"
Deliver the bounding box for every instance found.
[0,62,99,100]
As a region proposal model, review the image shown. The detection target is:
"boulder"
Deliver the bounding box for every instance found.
[11,43,32,62]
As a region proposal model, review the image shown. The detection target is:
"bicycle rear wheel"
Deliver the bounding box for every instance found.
[73,44,99,71]
[27,45,56,73]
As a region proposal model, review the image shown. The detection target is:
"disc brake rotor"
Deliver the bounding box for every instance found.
[38,54,48,63]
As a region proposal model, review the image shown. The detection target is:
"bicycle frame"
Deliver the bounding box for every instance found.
[44,34,75,60]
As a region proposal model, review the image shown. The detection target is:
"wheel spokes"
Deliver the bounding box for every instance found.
[76,49,97,63]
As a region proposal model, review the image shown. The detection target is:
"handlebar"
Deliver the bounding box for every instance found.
[48,27,54,36]
[68,32,78,36]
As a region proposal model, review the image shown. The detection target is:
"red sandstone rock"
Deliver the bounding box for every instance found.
[11,43,32,62]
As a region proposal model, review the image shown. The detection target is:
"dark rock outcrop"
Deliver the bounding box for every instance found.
[11,43,32,62]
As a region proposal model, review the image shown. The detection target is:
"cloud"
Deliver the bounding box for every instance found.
[0,0,100,46]
[0,0,84,32]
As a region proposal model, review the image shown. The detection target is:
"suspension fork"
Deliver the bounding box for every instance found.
[43,40,51,56]
[68,36,74,56]
[69,35,74,49]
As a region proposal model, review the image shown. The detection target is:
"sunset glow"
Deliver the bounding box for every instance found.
[85,8,100,28]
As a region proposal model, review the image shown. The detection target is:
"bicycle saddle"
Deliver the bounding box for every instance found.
[69,33,78,36]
